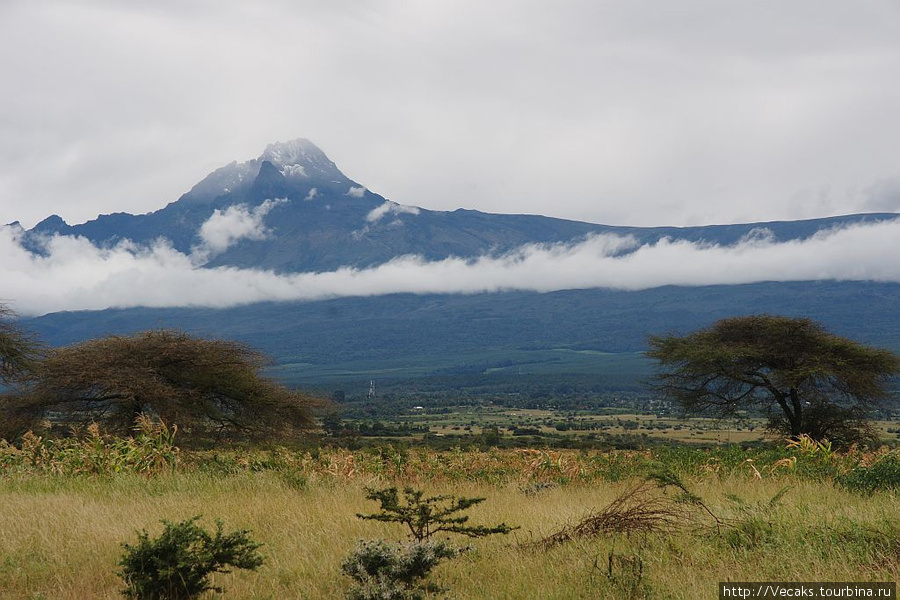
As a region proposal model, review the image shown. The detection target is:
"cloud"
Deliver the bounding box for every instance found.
[281,164,307,178]
[191,198,285,263]
[304,188,318,201]
[862,177,900,212]
[346,186,366,198]
[366,201,421,223]
[1,219,898,317]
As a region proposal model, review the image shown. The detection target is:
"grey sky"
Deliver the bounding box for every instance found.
[2,0,900,229]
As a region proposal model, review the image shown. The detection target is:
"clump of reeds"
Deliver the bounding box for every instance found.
[0,414,178,476]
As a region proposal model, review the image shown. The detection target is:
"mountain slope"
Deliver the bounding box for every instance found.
[25,281,900,385]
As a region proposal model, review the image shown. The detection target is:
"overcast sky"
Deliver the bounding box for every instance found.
[2,0,900,230]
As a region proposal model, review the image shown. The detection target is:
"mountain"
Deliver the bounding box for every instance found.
[24,139,899,272]
[16,139,900,387]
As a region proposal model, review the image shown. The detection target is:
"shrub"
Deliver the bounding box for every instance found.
[837,453,900,494]
[118,516,263,600]
[357,486,517,541]
[341,539,462,600]
[347,487,516,599]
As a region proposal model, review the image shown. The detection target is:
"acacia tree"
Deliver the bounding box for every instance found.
[8,330,320,443]
[648,315,899,446]
[0,304,45,438]
[0,304,42,386]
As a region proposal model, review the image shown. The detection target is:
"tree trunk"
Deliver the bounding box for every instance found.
[789,388,803,436]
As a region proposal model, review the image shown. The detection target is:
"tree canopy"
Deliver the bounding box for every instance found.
[4,329,320,443]
[0,304,42,386]
[648,315,900,445]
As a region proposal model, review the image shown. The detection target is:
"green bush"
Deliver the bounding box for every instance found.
[837,453,900,493]
[346,486,516,598]
[341,539,462,600]
[118,516,263,600]
[357,486,517,541]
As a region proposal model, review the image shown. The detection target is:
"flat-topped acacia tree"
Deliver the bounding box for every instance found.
[0,304,42,386]
[648,315,900,446]
[6,329,320,443]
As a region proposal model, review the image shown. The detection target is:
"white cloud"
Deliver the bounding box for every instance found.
[191,198,285,263]
[281,164,307,178]
[366,201,421,223]
[1,219,898,317]
[346,186,366,198]
[304,188,318,201]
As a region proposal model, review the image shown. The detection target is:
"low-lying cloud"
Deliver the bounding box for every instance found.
[1,220,898,317]
[192,199,284,263]
[366,201,422,223]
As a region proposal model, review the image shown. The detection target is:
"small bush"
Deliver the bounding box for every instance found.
[837,453,900,493]
[347,487,514,598]
[118,516,263,600]
[341,539,462,600]
[357,486,517,541]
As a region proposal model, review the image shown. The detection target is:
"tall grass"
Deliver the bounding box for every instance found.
[1,441,899,598]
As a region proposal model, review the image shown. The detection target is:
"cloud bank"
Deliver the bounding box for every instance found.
[1,219,898,317]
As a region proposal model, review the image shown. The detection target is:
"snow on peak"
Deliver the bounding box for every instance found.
[259,139,339,177]
[180,139,347,206]
[281,164,307,178]
[181,160,256,204]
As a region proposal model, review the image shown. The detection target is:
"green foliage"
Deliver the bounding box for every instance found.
[649,315,900,445]
[837,453,900,494]
[118,516,263,600]
[341,539,462,600]
[357,486,517,542]
[0,304,43,386]
[350,486,515,598]
[646,467,725,529]
[721,487,791,550]
[11,329,320,443]
[600,552,651,600]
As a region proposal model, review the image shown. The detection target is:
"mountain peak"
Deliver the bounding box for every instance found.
[33,214,70,232]
[260,138,318,162]
[176,138,348,206]
[258,139,340,179]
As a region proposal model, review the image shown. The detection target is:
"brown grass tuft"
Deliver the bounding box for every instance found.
[530,481,689,550]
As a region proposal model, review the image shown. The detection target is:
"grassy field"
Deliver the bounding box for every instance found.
[411,407,770,445]
[337,401,900,449]
[2,432,900,599]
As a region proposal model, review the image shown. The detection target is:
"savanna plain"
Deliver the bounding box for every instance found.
[1,422,899,599]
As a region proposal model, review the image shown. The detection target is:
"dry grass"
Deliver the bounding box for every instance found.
[1,449,900,599]
[531,481,689,550]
